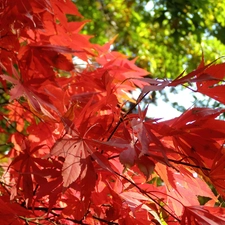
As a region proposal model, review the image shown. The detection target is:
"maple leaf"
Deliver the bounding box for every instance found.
[18,44,75,79]
[51,126,99,187]
[181,206,225,225]
[137,78,170,101]
[0,197,30,225]
[1,64,68,121]
[149,107,225,170]
[209,148,225,199]
[120,191,162,224]
[169,55,218,87]
[52,0,82,25]
[169,55,225,105]
[131,116,171,167]
[196,63,225,104]
[170,169,216,216]
[8,138,52,203]
[119,143,136,167]
[3,0,225,224]
[51,132,87,187]
[94,45,149,92]
[136,156,155,181]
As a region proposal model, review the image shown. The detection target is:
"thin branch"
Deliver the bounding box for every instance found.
[50,211,89,225]
[168,158,210,171]
[26,206,118,224]
[27,207,62,211]
[113,170,181,223]
[107,91,150,141]
[107,117,123,141]
[107,154,211,172]
[24,207,88,225]
[93,216,118,225]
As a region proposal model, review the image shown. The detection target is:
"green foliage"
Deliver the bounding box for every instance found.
[74,0,225,78]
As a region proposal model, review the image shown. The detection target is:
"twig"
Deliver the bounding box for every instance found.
[113,170,181,223]
[107,91,150,141]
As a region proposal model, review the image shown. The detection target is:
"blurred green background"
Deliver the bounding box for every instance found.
[74,0,225,78]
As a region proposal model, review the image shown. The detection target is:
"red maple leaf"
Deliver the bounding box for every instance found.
[181,206,225,225]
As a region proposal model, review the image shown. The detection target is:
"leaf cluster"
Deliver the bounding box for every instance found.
[0,0,225,224]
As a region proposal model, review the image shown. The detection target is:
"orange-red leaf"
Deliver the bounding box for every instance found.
[181,206,225,225]
[51,132,89,187]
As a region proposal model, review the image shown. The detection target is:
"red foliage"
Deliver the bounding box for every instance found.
[1,0,225,224]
